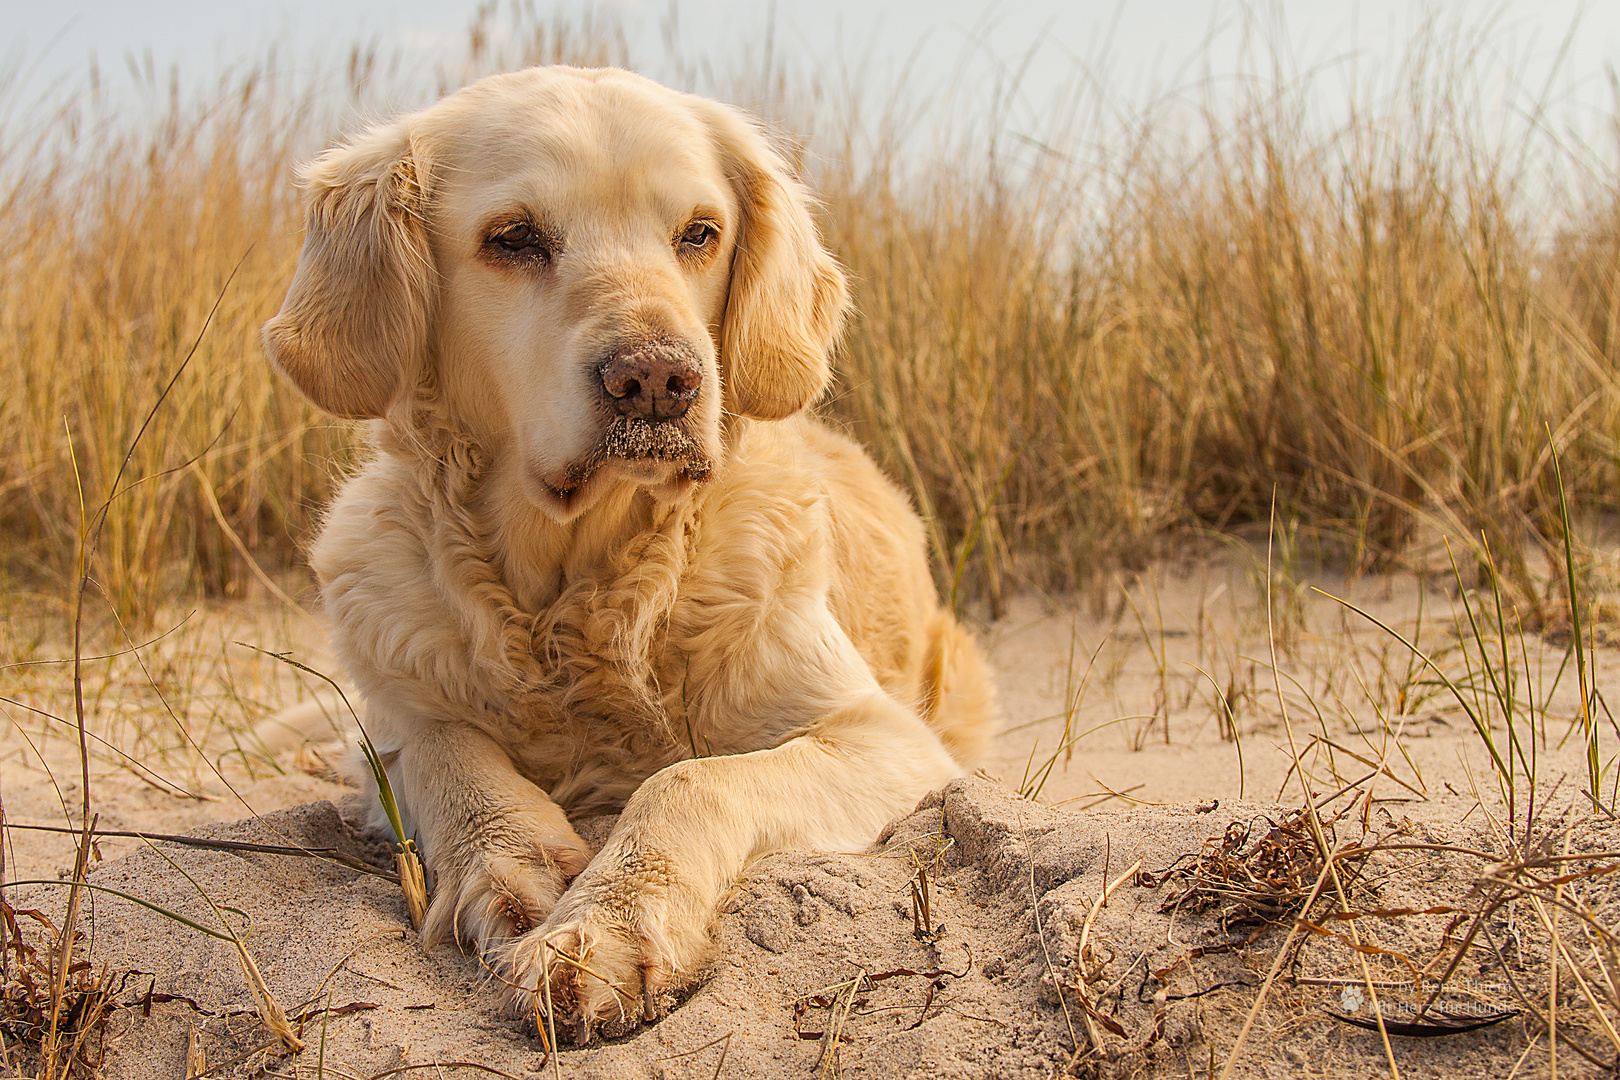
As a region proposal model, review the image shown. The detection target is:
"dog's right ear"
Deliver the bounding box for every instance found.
[262,119,434,420]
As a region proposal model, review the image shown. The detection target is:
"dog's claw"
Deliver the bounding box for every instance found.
[641,963,665,1021]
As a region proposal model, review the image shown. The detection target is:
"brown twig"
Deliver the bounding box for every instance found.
[6,822,398,883]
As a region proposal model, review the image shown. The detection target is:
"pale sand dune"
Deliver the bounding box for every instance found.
[6,563,1616,1077]
[17,778,1588,1080]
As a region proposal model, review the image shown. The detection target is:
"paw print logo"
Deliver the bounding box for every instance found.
[1339,985,1365,1014]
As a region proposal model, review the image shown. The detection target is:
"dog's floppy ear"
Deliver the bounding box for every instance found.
[706,104,850,421]
[262,119,434,420]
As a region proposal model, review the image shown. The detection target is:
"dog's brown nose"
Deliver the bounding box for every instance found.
[598,341,701,421]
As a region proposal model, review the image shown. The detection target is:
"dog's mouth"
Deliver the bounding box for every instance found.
[600,416,707,466]
[541,417,714,507]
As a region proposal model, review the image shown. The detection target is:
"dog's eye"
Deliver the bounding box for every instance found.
[678,221,717,251]
[488,222,550,262]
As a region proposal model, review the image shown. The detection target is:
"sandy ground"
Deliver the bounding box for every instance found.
[4,556,1618,1077]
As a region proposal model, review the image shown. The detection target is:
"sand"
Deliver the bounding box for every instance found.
[5,558,1617,1077]
[13,776,1607,1079]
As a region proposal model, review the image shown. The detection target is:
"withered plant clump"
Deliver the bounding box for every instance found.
[1,898,120,1079]
[1144,808,1369,930]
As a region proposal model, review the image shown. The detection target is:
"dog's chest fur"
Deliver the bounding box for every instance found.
[314,424,831,815]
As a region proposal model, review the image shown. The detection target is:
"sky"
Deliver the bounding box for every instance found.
[5,1,1620,153]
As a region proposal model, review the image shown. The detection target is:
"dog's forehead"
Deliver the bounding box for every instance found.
[424,69,732,225]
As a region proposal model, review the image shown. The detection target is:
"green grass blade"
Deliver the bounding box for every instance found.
[1313,587,1510,781]
[1548,430,1598,802]
[6,880,242,941]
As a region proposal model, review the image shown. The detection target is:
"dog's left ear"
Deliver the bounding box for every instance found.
[704,104,851,421]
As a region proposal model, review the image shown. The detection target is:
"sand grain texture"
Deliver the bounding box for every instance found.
[16,775,1581,1079]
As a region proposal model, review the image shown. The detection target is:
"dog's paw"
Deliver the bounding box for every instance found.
[421,836,591,955]
[501,847,711,1042]
[502,906,656,1041]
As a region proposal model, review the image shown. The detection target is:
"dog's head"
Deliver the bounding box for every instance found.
[263,67,849,522]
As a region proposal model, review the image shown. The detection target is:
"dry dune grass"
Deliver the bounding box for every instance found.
[0,76,334,618]
[825,57,1620,617]
[1,9,1616,623]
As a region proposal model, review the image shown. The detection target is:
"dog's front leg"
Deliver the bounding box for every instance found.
[504,621,961,1035]
[391,721,593,956]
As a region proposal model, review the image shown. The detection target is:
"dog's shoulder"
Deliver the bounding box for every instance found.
[310,451,499,709]
[310,451,436,596]
[685,417,844,583]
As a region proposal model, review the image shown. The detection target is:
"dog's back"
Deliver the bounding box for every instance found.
[798,418,995,764]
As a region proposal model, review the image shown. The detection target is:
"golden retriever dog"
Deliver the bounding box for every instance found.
[263,65,994,1038]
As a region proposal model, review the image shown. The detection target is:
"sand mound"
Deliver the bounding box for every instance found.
[18,778,1565,1079]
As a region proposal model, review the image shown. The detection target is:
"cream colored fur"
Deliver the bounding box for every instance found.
[262,66,995,1037]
